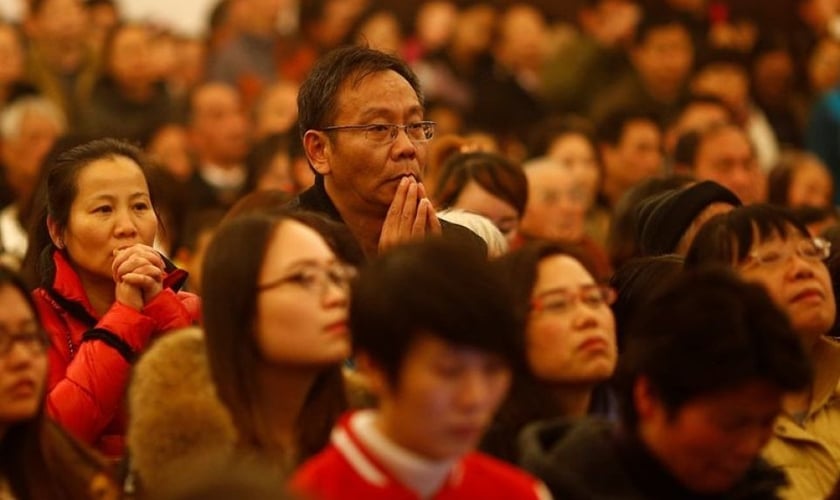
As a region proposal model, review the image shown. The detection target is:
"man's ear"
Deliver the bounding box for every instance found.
[633,375,659,420]
[355,352,389,397]
[303,130,332,176]
[46,216,64,249]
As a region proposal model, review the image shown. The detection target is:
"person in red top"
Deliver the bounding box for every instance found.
[23,138,200,457]
[291,240,551,500]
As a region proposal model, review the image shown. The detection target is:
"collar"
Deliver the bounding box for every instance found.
[294,175,344,223]
[332,410,461,497]
[807,337,840,416]
[199,163,247,190]
[43,248,188,323]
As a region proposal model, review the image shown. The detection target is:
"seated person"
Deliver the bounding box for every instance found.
[291,240,551,500]
[519,268,812,499]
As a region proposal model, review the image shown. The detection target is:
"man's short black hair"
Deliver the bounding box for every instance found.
[616,267,812,428]
[297,45,423,140]
[596,107,662,146]
[633,7,693,46]
[350,239,521,385]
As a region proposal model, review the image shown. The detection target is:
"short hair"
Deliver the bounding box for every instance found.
[674,122,753,169]
[767,150,835,207]
[434,151,528,216]
[596,107,661,146]
[684,204,812,268]
[527,114,598,160]
[609,254,684,351]
[616,267,812,427]
[633,6,693,46]
[0,96,66,140]
[297,45,423,139]
[350,239,520,384]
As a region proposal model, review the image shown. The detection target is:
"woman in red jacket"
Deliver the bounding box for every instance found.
[24,138,200,457]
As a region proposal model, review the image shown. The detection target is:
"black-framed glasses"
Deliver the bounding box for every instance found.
[0,330,49,356]
[745,237,831,269]
[531,284,617,316]
[318,121,436,144]
[257,263,357,297]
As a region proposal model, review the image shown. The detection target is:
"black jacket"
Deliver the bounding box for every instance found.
[519,418,787,500]
[286,176,487,260]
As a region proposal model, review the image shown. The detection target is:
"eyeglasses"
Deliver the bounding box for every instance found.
[0,330,49,357]
[744,237,831,269]
[318,121,436,144]
[531,285,616,315]
[257,263,357,297]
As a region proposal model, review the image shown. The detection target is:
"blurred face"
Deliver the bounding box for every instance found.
[256,152,294,193]
[497,5,548,70]
[453,5,497,55]
[666,102,730,153]
[371,335,511,460]
[147,124,193,182]
[603,119,663,191]
[752,50,794,103]
[809,38,840,93]
[0,25,23,86]
[736,230,836,347]
[0,284,47,431]
[356,12,402,55]
[453,180,520,246]
[312,70,427,213]
[29,0,87,47]
[693,127,761,204]
[190,84,250,165]
[633,24,694,98]
[521,165,587,243]
[788,159,833,208]
[548,134,600,206]
[640,379,783,494]
[108,25,156,91]
[255,82,298,138]
[691,65,750,119]
[255,219,351,365]
[0,109,63,198]
[55,156,157,282]
[416,1,457,51]
[527,255,616,385]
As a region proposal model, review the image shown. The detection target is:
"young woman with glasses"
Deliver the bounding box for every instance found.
[201,211,353,472]
[0,265,118,499]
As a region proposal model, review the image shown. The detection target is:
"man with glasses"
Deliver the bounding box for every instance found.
[291,45,485,258]
[686,204,840,500]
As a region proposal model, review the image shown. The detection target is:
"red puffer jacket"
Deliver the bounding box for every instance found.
[33,250,201,458]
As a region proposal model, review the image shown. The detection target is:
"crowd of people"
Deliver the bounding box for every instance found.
[2,0,840,498]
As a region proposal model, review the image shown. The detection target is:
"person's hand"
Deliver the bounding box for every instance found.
[112,244,165,310]
[378,176,442,253]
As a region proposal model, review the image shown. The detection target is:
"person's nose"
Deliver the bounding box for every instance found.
[390,126,418,160]
[457,370,496,411]
[4,340,37,369]
[321,277,349,307]
[113,208,139,239]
